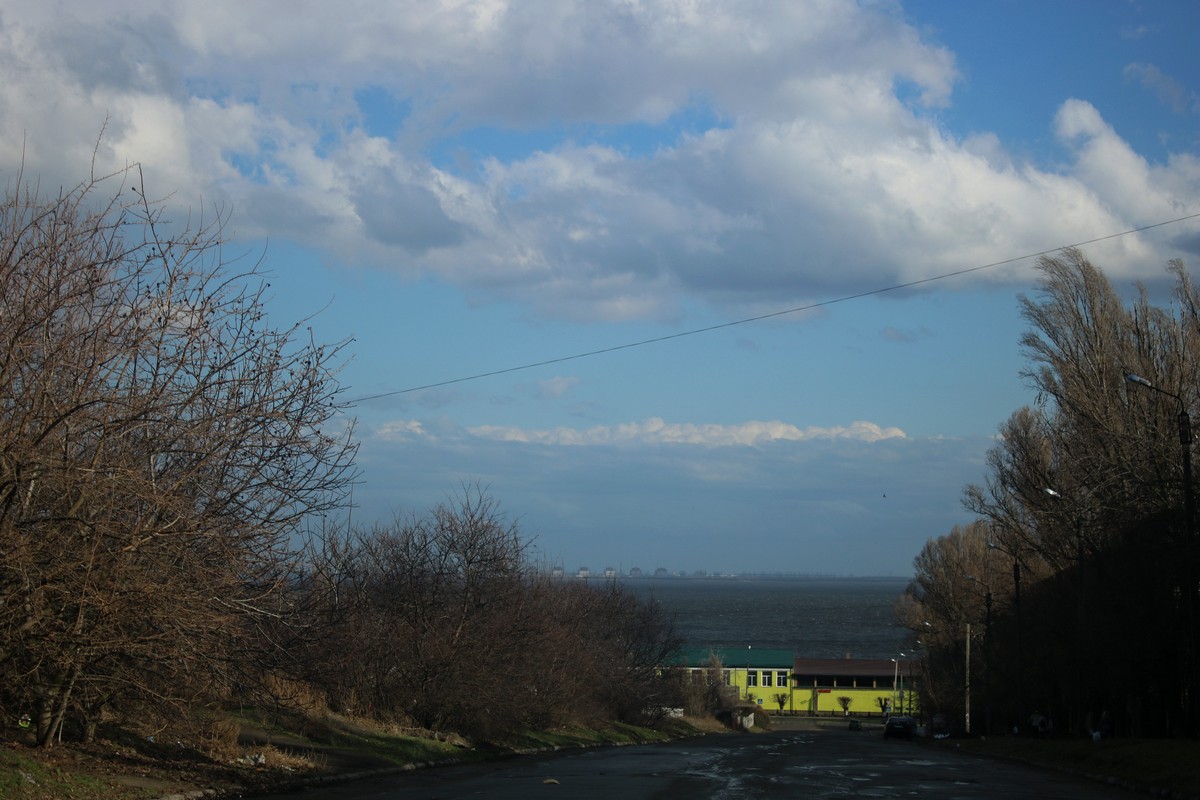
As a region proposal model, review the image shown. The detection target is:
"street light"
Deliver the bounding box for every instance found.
[1124,373,1195,543]
[1126,372,1198,734]
[988,540,1024,725]
[965,574,993,734]
[891,657,899,717]
[746,645,752,701]
[891,652,911,715]
[1042,487,1085,569]
[964,624,972,734]
[1044,486,1087,736]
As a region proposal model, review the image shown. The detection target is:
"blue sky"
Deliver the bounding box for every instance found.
[1,1,1197,575]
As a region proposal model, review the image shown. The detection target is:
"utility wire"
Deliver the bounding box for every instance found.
[350,212,1200,404]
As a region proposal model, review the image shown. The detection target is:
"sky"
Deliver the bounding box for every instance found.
[0,1,1197,576]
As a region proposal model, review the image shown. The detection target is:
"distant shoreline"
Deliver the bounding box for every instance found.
[552,573,913,582]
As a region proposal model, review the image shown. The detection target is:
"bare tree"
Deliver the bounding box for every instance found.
[296,487,681,739]
[909,248,1200,737]
[296,487,541,738]
[0,166,358,746]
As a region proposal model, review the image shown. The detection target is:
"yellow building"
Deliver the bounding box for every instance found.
[675,647,796,712]
[792,657,918,718]
[673,648,919,718]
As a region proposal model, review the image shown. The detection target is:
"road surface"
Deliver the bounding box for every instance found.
[259,720,1140,799]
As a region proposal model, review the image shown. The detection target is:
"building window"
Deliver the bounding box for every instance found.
[762,671,773,687]
[777,671,790,687]
[747,670,759,687]
[723,670,731,685]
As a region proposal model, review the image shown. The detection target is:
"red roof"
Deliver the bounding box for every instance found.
[792,657,912,678]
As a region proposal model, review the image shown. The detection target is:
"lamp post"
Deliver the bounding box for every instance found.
[1125,374,1195,545]
[907,657,916,720]
[1126,372,1197,734]
[989,540,1025,727]
[965,574,993,735]
[891,657,899,718]
[1044,486,1087,736]
[965,623,972,735]
[892,652,910,715]
[746,645,752,701]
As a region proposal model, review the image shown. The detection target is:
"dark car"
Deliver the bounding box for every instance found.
[883,715,917,739]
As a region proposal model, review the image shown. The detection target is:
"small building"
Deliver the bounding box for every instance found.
[793,656,919,717]
[673,647,796,713]
[667,649,920,718]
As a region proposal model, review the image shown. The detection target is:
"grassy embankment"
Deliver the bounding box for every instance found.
[0,711,716,800]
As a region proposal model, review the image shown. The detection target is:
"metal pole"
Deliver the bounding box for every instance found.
[892,658,898,717]
[985,590,993,735]
[1179,408,1197,735]
[1127,374,1198,733]
[965,623,971,735]
[1014,559,1023,727]
[1077,519,1085,737]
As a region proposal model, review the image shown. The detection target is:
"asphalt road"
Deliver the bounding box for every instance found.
[260,721,1141,800]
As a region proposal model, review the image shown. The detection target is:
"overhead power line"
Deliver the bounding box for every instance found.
[350,212,1200,404]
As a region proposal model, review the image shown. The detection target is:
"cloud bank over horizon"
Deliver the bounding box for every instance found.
[378,416,907,447]
[357,412,975,574]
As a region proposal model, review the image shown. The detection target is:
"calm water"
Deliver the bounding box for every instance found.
[622,576,911,659]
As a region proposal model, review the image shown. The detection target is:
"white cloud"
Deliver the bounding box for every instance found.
[0,1,1195,324]
[376,419,431,440]
[537,376,580,399]
[1123,63,1198,114]
[1053,98,1200,254]
[446,417,907,446]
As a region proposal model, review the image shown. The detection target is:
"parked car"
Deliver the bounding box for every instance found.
[883,715,917,739]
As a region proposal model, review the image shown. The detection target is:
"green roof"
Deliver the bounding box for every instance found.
[670,647,793,669]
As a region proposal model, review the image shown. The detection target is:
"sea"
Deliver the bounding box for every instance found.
[621,576,912,659]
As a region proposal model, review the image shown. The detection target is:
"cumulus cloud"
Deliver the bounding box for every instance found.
[1054,99,1200,242]
[0,1,1196,323]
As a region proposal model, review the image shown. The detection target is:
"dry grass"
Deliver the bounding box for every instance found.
[202,716,242,759]
[0,707,715,800]
[678,714,729,734]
